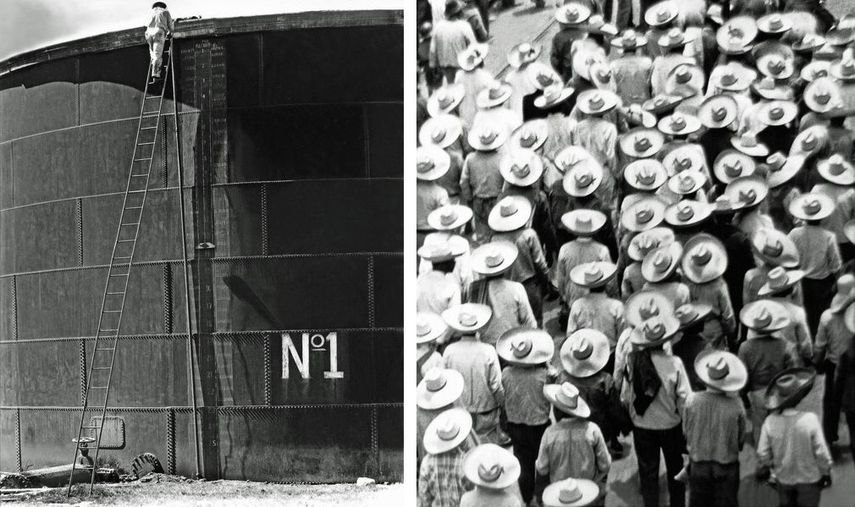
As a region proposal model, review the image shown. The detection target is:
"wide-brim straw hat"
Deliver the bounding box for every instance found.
[659,28,695,50]
[675,302,713,329]
[791,126,827,156]
[561,329,610,378]
[804,77,844,115]
[442,303,493,334]
[500,148,544,187]
[759,267,805,297]
[658,112,702,136]
[511,120,549,151]
[662,145,705,176]
[416,145,451,181]
[577,89,619,115]
[528,62,563,91]
[611,29,648,50]
[801,60,832,82]
[497,327,555,365]
[570,261,618,289]
[418,237,466,263]
[468,124,508,151]
[625,159,668,191]
[642,242,684,283]
[664,200,714,228]
[489,195,533,232]
[427,83,465,117]
[695,351,748,392]
[643,94,684,115]
[698,94,738,129]
[628,227,674,262]
[543,478,600,507]
[789,192,835,221]
[818,154,855,186]
[645,0,678,27]
[668,170,706,196]
[622,196,668,232]
[723,175,768,210]
[729,133,769,158]
[764,367,816,410]
[831,274,855,313]
[535,83,576,109]
[666,64,704,96]
[767,153,805,188]
[471,241,519,276]
[463,444,521,490]
[588,61,614,90]
[560,150,604,197]
[752,227,800,268]
[419,114,463,149]
[757,13,792,34]
[714,63,755,91]
[543,382,592,418]
[717,16,758,55]
[626,290,675,327]
[428,204,473,231]
[740,299,790,333]
[555,3,592,25]
[416,312,448,345]
[562,209,607,236]
[792,33,827,53]
[507,42,541,69]
[630,315,681,348]
[620,128,666,159]
[755,42,795,80]
[714,149,757,184]
[831,58,855,82]
[751,77,794,101]
[417,367,465,409]
[846,300,855,333]
[423,407,472,455]
[758,100,798,127]
[681,233,728,284]
[458,43,489,72]
[477,81,514,109]
[826,23,855,46]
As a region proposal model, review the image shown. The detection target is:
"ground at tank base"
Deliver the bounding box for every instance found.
[0,477,404,506]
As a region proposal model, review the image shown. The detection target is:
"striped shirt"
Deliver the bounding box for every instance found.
[757,410,832,486]
[535,418,611,484]
[683,391,746,464]
[788,225,842,280]
[418,442,475,507]
[502,365,552,426]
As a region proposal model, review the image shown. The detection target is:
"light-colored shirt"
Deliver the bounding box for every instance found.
[535,418,611,484]
[541,113,577,162]
[417,271,462,322]
[555,239,612,305]
[505,65,539,119]
[641,281,691,309]
[480,278,537,346]
[687,278,736,344]
[624,350,691,430]
[461,150,506,202]
[770,298,813,366]
[418,446,473,507]
[683,391,746,464]
[417,181,450,230]
[456,68,495,128]
[651,54,695,97]
[502,365,551,426]
[813,183,855,245]
[738,336,798,391]
[611,55,653,104]
[492,228,548,283]
[743,265,804,307]
[622,262,645,299]
[459,487,523,507]
[443,336,505,412]
[430,19,476,68]
[566,292,626,349]
[147,7,174,33]
[815,309,855,365]
[472,106,523,139]
[788,225,842,280]
[757,410,832,485]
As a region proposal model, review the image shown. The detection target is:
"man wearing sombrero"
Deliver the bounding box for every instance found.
[610,29,654,105]
[417,366,464,466]
[459,444,524,506]
[461,124,509,242]
[554,210,614,312]
[145,2,174,84]
[418,146,452,251]
[429,0,478,84]
[565,262,627,362]
[455,43,494,128]
[419,407,480,507]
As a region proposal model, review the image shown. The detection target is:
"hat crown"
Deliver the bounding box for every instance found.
[828,156,846,175]
[635,136,652,151]
[657,8,671,22]
[510,162,531,178]
[488,82,506,100]
[584,264,604,283]
[678,173,696,192]
[762,239,783,258]
[485,252,505,268]
[754,307,773,329]
[417,318,432,337]
[636,166,657,185]
[639,299,661,320]
[479,130,499,145]
[458,312,478,327]
[437,90,453,107]
[436,417,461,441]
[707,356,730,380]
[738,188,757,204]
[653,251,673,272]
[477,462,504,483]
[431,124,448,143]
[543,84,563,102]
[417,157,435,173]
[519,128,538,148]
[802,198,822,215]
[638,236,659,255]
[691,246,712,266]
[575,170,594,187]
[654,97,666,106]
[675,305,698,324]
[575,214,593,230]
[767,58,785,75]
[559,383,580,407]
[573,337,594,360]
[499,198,520,217]
[425,369,449,392]
[721,73,737,86]
[677,203,695,220]
[712,106,727,121]
[439,209,459,226]
[815,90,831,105]
[588,94,605,110]
[675,157,693,171]
[511,336,533,358]
[559,480,584,503]
[843,60,855,74]
[768,106,785,120]
[636,206,654,223]
[676,67,692,83]
[768,152,785,166]
[768,15,783,29]
[774,373,801,397]
[518,42,533,55]
[642,320,667,340]
[802,133,817,150]
[670,114,687,131]
[724,160,744,178]
[767,267,789,289]
[536,72,555,87]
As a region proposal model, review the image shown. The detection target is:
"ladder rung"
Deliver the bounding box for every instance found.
[109,272,130,276]
[99,328,118,332]
[135,157,152,161]
[106,291,125,295]
[113,256,131,260]
[145,95,161,100]
[90,386,109,389]
[91,367,112,371]
[122,222,140,226]
[97,348,116,352]
[131,174,148,178]
[141,126,157,130]
[126,206,143,210]
[103,310,122,313]
[138,142,156,146]
[128,190,146,194]
[141,113,159,118]
[82,425,100,430]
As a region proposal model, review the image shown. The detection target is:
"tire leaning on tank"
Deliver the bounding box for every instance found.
[131,453,164,479]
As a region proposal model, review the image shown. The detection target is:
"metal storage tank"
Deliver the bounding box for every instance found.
[0,10,403,482]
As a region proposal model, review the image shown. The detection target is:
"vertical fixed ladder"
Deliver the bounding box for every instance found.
[68,43,174,496]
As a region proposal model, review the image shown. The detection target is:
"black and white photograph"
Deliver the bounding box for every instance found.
[416,0,855,505]
[0,1,403,505]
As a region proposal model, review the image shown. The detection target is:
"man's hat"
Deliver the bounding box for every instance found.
[442,303,493,334]
[714,149,757,184]
[428,204,473,231]
[750,77,794,101]
[681,233,728,284]
[740,299,790,333]
[417,368,464,409]
[488,195,533,232]
[826,26,855,47]
[467,124,508,151]
[416,145,451,181]
[667,170,706,196]
[535,83,576,109]
[791,126,827,157]
[658,28,694,50]
[792,33,827,54]
[611,29,648,50]
[542,478,600,507]
[423,407,472,455]
[664,200,714,228]
[510,120,549,151]
[846,299,855,333]
[645,1,679,27]
[628,227,675,262]
[723,176,768,210]
[570,262,618,289]
[626,290,674,327]
[620,128,666,159]
[562,209,607,236]
[756,13,792,34]
[642,242,683,283]
[830,274,855,313]
[764,368,816,411]
[658,112,702,136]
[419,114,463,149]
[507,42,541,69]
[662,145,705,176]
[666,64,704,97]
[560,149,603,197]
[717,16,758,55]
[817,154,855,186]
[588,62,614,91]
[528,62,563,90]
[730,133,769,158]
[630,315,681,348]
[416,312,448,345]
[458,43,489,71]
[561,329,610,378]
[152,2,167,9]
[788,192,835,221]
[500,149,544,187]
[758,267,805,297]
[543,382,592,418]
[804,77,844,115]
[444,0,465,16]
[751,227,800,268]
[767,153,805,188]
[675,303,713,329]
[758,100,798,127]
[801,60,832,82]
[477,80,514,109]
[695,351,748,392]
[463,444,521,490]
[846,219,855,246]
[621,196,668,232]
[643,94,684,115]
[577,89,620,115]
[714,63,755,91]
[418,238,466,263]
[698,94,738,129]
[496,328,555,366]
[625,159,668,191]
[830,58,855,82]
[555,3,592,25]
[470,241,518,276]
[427,84,465,117]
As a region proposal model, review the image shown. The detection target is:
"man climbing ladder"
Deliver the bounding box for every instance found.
[145,2,174,84]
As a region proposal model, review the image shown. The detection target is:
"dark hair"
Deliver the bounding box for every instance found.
[153,2,167,8]
[553,407,573,421]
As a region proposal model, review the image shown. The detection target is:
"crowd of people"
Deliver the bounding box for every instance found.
[416,0,855,506]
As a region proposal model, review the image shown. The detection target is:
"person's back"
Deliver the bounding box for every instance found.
[443,336,503,412]
[738,337,796,391]
[431,18,475,70]
[480,278,536,346]
[757,409,832,486]
[418,447,472,507]
[144,2,174,81]
[611,54,653,104]
[626,349,690,429]
[459,486,522,507]
[147,4,174,33]
[683,390,745,463]
[535,417,610,483]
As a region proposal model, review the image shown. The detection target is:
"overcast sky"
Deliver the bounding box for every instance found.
[0,0,399,61]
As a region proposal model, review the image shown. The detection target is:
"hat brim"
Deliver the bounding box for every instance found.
[664,202,714,228]
[845,302,855,333]
[535,87,576,109]
[641,243,683,283]
[729,137,769,158]
[643,95,683,114]
[767,155,804,188]
[676,303,713,329]
[476,89,513,110]
[543,384,592,418]
[758,271,805,297]
[442,304,493,334]
[818,165,855,186]
[764,368,816,411]
[423,408,472,454]
[694,351,747,392]
[463,445,521,489]
[468,130,508,151]
[569,263,618,288]
[629,319,680,348]
[427,87,465,117]
[542,479,600,507]
[561,210,608,236]
[681,239,728,284]
[788,195,835,221]
[488,198,533,232]
[428,205,473,231]
[561,331,610,378]
[739,301,790,333]
[760,104,798,126]
[417,370,465,409]
[496,329,555,365]
[508,46,542,69]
